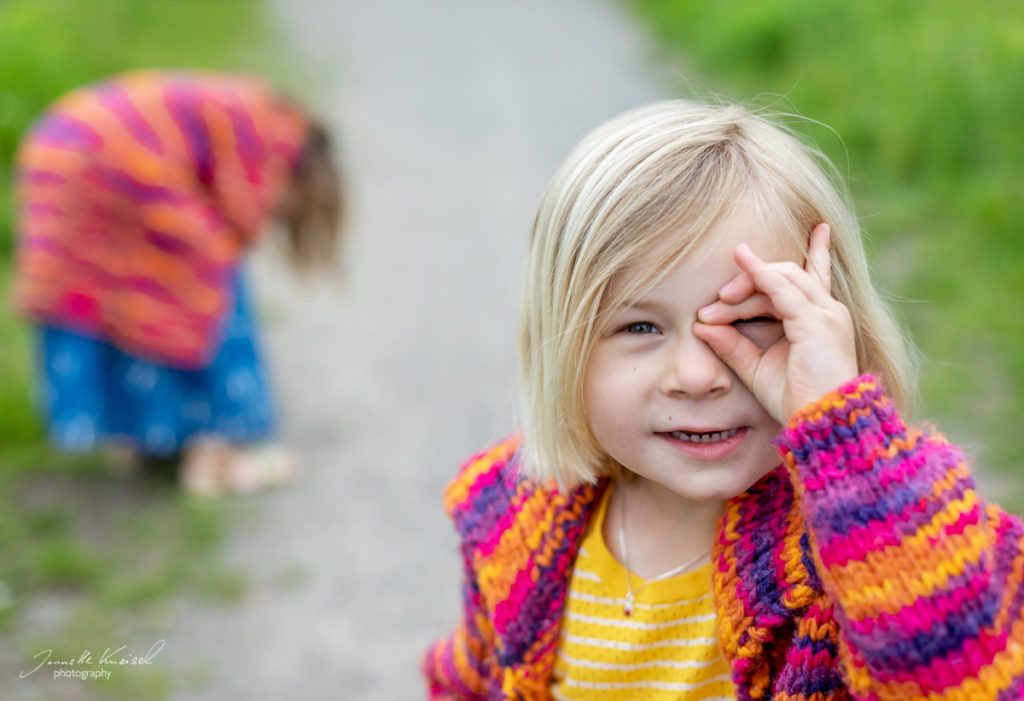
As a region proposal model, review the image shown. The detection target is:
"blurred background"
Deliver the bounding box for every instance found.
[1,0,1021,699]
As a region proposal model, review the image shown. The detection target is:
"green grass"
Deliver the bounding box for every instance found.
[1,458,251,700]
[0,265,40,451]
[0,1,284,698]
[627,0,1024,499]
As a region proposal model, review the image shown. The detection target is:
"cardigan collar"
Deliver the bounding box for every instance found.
[713,466,822,700]
[485,471,607,698]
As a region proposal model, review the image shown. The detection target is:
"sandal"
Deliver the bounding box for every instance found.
[223,445,299,494]
[181,442,299,497]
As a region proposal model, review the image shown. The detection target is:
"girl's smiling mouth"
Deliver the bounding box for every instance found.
[656,426,749,459]
[669,428,741,443]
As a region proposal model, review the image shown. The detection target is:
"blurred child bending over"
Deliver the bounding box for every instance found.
[12,70,343,496]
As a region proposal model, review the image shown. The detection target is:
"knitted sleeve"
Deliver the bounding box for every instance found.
[776,374,1024,700]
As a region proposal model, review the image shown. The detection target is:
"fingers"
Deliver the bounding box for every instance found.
[691,321,766,390]
[807,223,831,291]
[717,270,756,304]
[720,223,833,308]
[693,222,853,423]
[697,292,775,324]
[733,242,833,310]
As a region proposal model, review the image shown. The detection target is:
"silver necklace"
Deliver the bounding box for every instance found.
[616,488,710,617]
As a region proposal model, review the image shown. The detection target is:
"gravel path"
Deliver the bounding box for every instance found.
[167,2,666,699]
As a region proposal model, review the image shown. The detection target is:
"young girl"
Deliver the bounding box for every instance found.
[12,70,342,496]
[423,101,1024,700]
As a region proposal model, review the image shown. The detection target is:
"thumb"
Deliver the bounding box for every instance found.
[691,321,764,390]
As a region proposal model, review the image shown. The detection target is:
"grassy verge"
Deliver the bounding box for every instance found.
[626,0,1024,502]
[1,1,283,698]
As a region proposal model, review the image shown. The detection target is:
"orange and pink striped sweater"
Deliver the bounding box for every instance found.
[13,70,307,369]
[423,375,1024,700]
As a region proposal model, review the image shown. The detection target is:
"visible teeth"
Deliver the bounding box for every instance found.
[670,428,739,443]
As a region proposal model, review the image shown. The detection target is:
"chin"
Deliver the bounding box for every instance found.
[673,485,745,502]
[671,471,768,502]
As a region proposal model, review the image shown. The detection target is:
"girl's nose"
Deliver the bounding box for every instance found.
[659,335,732,399]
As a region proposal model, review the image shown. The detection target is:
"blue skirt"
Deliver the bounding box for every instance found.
[36,271,276,457]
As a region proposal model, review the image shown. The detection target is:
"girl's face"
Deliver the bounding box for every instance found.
[583,207,800,502]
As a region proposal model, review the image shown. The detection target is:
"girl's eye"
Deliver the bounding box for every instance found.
[732,316,784,349]
[622,321,659,335]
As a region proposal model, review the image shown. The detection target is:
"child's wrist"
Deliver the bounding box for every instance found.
[786,374,876,423]
[775,374,898,480]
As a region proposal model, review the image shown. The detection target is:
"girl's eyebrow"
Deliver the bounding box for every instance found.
[617,291,719,315]
[616,298,662,314]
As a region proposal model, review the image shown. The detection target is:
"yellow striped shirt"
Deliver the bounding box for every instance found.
[551,487,736,700]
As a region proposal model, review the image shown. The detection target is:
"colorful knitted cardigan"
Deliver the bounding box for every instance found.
[13,70,307,369]
[423,375,1024,700]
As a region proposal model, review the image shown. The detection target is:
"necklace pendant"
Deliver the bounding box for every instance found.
[623,593,634,617]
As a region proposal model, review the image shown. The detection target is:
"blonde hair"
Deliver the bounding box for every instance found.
[517,100,916,488]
